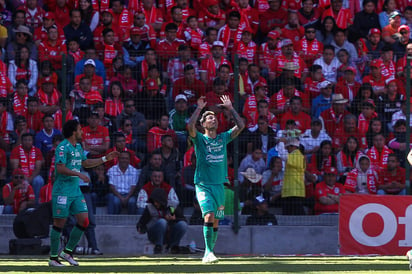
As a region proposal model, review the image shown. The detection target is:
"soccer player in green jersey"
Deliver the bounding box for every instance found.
[188,95,244,263]
[48,120,119,267]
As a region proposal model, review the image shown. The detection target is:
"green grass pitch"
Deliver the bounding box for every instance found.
[0,255,411,273]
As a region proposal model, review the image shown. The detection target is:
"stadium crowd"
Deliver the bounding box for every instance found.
[1,0,412,219]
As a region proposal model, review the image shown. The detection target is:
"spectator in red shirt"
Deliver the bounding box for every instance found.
[198,0,226,31]
[367,133,394,173]
[33,12,65,46]
[297,25,323,68]
[37,77,61,115]
[173,64,206,107]
[10,133,44,203]
[363,58,386,96]
[279,96,311,132]
[25,96,43,133]
[198,27,218,59]
[298,0,322,26]
[259,30,281,78]
[332,113,362,152]
[105,132,141,170]
[2,168,35,214]
[147,113,178,154]
[234,27,258,64]
[110,0,132,42]
[199,41,232,88]
[82,111,110,158]
[281,11,305,50]
[377,153,406,195]
[320,94,350,137]
[95,28,122,76]
[259,0,288,35]
[74,58,104,96]
[159,6,185,40]
[38,26,66,71]
[335,66,361,103]
[156,23,186,70]
[314,166,345,215]
[269,79,308,116]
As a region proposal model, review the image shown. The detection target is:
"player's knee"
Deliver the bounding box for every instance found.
[79,217,89,229]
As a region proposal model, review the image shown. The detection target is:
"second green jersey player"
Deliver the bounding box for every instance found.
[188,95,244,264]
[48,120,119,267]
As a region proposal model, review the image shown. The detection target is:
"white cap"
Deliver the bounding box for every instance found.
[175,94,188,102]
[317,80,332,89]
[212,41,224,48]
[84,59,96,67]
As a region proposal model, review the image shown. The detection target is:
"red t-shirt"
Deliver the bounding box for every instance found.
[172,78,206,106]
[2,182,35,214]
[82,125,110,157]
[378,167,406,194]
[314,181,346,215]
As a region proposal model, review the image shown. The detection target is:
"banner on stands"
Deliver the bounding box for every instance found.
[339,194,412,255]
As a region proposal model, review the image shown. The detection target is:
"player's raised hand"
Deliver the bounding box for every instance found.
[106,151,120,161]
[197,96,207,109]
[219,95,233,110]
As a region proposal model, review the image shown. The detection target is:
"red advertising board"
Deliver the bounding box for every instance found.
[339,194,412,255]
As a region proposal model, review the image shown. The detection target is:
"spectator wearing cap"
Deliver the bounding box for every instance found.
[74,48,106,84]
[239,167,264,214]
[320,94,350,137]
[155,23,186,70]
[393,25,412,59]
[122,27,150,68]
[362,59,386,96]
[258,30,280,78]
[349,0,380,41]
[38,26,67,71]
[199,41,232,87]
[246,195,278,226]
[159,6,185,40]
[271,38,306,80]
[365,28,385,59]
[382,10,403,44]
[74,59,104,96]
[136,78,168,128]
[300,118,332,157]
[36,74,61,115]
[335,66,361,103]
[81,111,110,158]
[198,0,226,31]
[281,138,306,215]
[314,45,341,83]
[63,9,93,50]
[234,27,258,64]
[34,114,61,156]
[297,25,323,68]
[379,2,405,29]
[297,0,321,26]
[172,64,205,107]
[17,0,45,29]
[169,94,190,153]
[311,80,333,118]
[314,166,345,215]
[167,44,199,84]
[321,0,353,30]
[2,168,35,214]
[260,0,288,35]
[216,11,242,55]
[33,12,65,46]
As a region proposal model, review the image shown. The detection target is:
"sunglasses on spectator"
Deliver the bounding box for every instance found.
[14,175,24,179]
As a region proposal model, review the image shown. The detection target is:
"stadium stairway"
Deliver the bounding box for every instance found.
[0,214,339,256]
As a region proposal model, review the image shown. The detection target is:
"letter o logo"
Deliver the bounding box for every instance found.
[349,203,397,247]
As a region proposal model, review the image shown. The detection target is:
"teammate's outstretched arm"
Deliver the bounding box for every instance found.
[188,96,207,138]
[219,95,245,139]
[82,151,120,169]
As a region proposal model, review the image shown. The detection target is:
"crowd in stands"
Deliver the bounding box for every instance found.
[1,0,412,218]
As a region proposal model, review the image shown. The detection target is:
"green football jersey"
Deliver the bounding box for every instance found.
[53,139,87,195]
[191,129,233,185]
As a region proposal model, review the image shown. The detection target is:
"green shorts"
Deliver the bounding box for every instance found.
[195,184,225,220]
[52,193,88,219]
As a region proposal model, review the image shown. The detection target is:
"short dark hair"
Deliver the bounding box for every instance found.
[70,8,81,17]
[324,45,335,52]
[16,79,28,88]
[63,120,80,138]
[21,132,34,140]
[52,134,64,143]
[310,64,323,73]
[113,132,126,142]
[161,134,173,142]
[205,27,217,36]
[187,16,197,23]
[213,77,226,87]
[42,114,54,122]
[165,23,178,32]
[0,97,7,106]
[27,96,39,104]
[184,64,195,73]
[228,11,241,19]
[102,28,114,37]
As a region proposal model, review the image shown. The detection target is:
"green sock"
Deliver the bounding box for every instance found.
[211,228,218,251]
[203,223,214,254]
[50,226,62,258]
[65,224,85,252]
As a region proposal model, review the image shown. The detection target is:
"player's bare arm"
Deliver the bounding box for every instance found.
[188,96,207,138]
[82,151,120,169]
[219,95,245,139]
